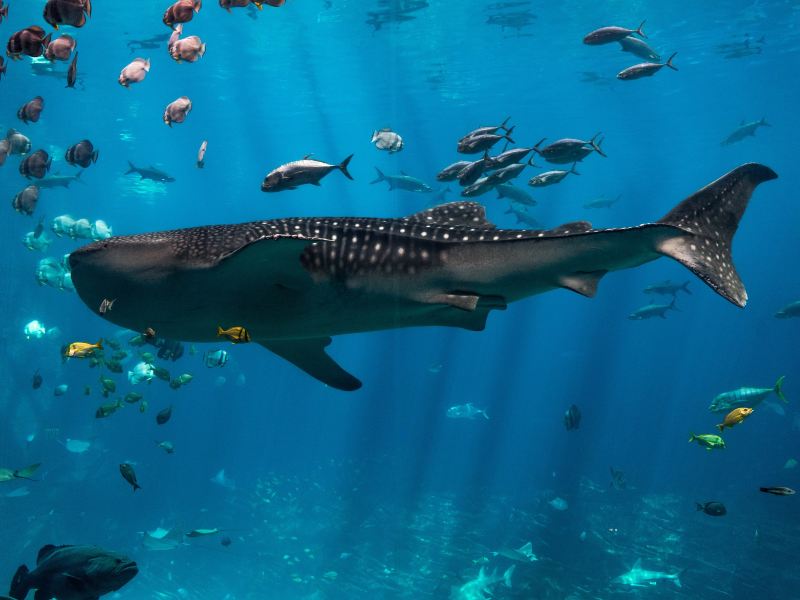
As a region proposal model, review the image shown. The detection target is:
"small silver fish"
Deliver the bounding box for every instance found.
[99,298,116,314]
[197,140,207,168]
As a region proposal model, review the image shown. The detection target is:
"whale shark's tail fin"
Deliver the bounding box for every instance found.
[656,163,777,307]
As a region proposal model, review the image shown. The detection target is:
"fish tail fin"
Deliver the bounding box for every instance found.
[497,186,507,199]
[42,32,53,47]
[134,482,142,492]
[500,116,511,131]
[775,375,787,403]
[527,156,539,168]
[760,117,770,127]
[669,297,679,311]
[688,432,696,443]
[681,280,691,294]
[590,132,607,157]
[695,502,704,511]
[92,150,100,163]
[338,154,354,180]
[570,162,580,175]
[636,20,647,38]
[503,564,515,588]
[655,163,777,307]
[665,52,678,70]
[532,138,546,154]
[217,326,224,337]
[96,339,103,350]
[370,167,385,185]
[716,423,724,433]
[503,125,515,144]
[125,161,137,175]
[10,564,30,600]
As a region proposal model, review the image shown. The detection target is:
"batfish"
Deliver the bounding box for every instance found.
[69,164,776,391]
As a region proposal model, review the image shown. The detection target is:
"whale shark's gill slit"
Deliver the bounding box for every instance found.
[656,163,778,308]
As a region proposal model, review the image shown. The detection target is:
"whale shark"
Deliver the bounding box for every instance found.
[69,164,776,391]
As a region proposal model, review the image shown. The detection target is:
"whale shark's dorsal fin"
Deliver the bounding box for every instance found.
[405,202,496,228]
[546,221,593,235]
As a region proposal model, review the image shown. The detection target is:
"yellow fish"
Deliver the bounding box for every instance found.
[65,340,103,358]
[217,326,251,344]
[716,407,754,432]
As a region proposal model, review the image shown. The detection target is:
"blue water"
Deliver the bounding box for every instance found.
[1,1,799,598]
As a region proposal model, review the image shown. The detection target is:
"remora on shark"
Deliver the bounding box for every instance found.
[69,164,777,390]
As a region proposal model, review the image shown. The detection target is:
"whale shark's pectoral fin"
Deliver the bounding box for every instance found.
[258,338,362,391]
[559,270,608,297]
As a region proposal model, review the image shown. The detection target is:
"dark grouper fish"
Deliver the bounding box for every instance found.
[9,544,137,600]
[69,164,776,391]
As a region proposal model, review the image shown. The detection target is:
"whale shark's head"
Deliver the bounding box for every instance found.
[71,235,178,301]
[69,234,195,336]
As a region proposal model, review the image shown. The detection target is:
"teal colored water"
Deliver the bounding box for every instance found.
[1,1,798,599]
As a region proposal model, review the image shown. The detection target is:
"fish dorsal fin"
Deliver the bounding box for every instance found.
[406,202,496,228]
[632,558,642,570]
[37,544,67,564]
[546,221,592,235]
